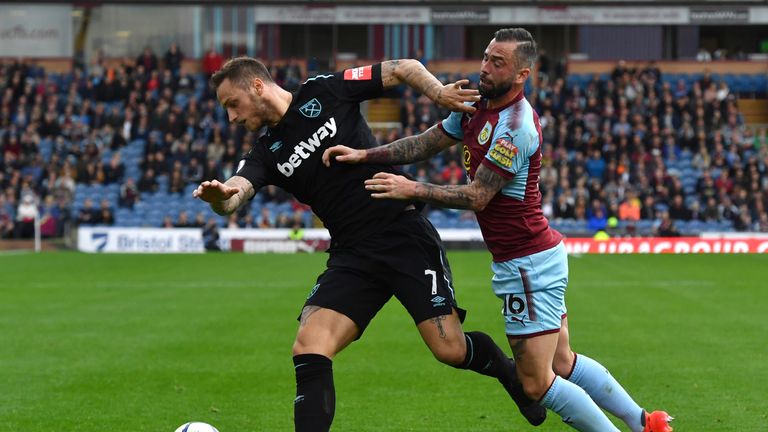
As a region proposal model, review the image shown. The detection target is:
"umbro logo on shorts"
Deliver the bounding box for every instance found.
[430,295,446,307]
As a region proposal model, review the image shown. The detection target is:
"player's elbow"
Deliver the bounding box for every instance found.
[392,59,422,80]
[211,200,236,216]
[469,196,491,212]
[212,207,232,217]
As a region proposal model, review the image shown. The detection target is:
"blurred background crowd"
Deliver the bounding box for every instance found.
[1,42,767,240]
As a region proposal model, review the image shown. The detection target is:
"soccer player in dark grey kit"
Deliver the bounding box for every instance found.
[192,57,545,431]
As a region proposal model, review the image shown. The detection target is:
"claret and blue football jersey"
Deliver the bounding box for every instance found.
[438,91,562,261]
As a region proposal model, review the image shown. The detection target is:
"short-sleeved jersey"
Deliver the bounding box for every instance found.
[235,64,409,247]
[438,91,562,262]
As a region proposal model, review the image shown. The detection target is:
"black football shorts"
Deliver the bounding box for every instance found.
[300,209,466,334]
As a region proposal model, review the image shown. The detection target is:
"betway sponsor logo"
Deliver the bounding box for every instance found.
[277,118,337,177]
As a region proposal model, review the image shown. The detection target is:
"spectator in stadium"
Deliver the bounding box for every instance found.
[654,210,680,237]
[696,47,712,62]
[15,193,38,238]
[588,206,608,233]
[326,27,672,432]
[274,212,291,229]
[136,46,159,74]
[202,217,220,251]
[553,192,575,219]
[193,56,544,432]
[174,210,192,228]
[119,177,140,208]
[39,195,60,238]
[240,212,256,228]
[161,215,174,228]
[619,190,641,222]
[164,42,184,76]
[104,153,125,184]
[193,211,206,228]
[76,198,97,226]
[96,199,115,225]
[168,169,185,195]
[667,194,691,221]
[137,168,159,193]
[256,207,274,228]
[758,212,768,232]
[0,193,14,238]
[202,47,224,80]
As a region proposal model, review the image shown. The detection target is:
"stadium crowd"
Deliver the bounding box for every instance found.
[1,43,767,239]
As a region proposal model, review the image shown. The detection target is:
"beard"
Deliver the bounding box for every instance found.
[479,78,513,99]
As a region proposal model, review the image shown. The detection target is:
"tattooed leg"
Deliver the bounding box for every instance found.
[507,333,560,401]
[430,315,448,339]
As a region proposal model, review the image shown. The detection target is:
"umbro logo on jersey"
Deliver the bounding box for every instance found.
[277,117,337,177]
[431,295,446,307]
[299,98,322,118]
[269,141,283,152]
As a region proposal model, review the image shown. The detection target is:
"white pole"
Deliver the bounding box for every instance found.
[34,208,41,253]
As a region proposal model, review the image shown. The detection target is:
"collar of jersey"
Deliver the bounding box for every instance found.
[481,88,525,113]
[267,91,298,135]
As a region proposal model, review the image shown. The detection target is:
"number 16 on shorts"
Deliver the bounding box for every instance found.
[502,293,529,322]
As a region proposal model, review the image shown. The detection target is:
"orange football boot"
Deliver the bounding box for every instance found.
[644,410,674,432]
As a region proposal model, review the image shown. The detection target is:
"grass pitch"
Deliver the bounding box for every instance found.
[1,251,766,431]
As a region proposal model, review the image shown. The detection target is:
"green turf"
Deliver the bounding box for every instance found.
[1,251,766,431]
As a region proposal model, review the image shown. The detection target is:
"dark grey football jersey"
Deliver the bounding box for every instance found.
[235,64,410,247]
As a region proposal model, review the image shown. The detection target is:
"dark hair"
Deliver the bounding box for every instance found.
[493,28,538,69]
[210,56,274,90]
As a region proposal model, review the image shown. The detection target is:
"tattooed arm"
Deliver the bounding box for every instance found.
[364,164,508,212]
[322,125,458,167]
[380,59,479,113]
[192,175,256,215]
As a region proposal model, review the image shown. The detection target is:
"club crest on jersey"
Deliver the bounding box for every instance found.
[299,98,322,118]
[478,121,493,145]
[488,136,518,168]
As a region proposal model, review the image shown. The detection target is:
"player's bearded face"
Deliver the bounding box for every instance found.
[478,40,517,99]
[478,73,514,99]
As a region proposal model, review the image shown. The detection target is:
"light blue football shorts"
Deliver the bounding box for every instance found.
[491,241,569,337]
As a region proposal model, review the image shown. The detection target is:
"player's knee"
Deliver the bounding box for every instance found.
[519,373,553,401]
[553,350,576,378]
[292,332,332,357]
[291,338,311,356]
[430,340,466,366]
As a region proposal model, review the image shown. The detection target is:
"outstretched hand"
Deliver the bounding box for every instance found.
[435,79,480,114]
[322,145,366,167]
[364,172,417,200]
[192,179,240,203]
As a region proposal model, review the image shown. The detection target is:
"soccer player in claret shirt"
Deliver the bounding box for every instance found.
[192,57,546,431]
[325,28,673,432]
